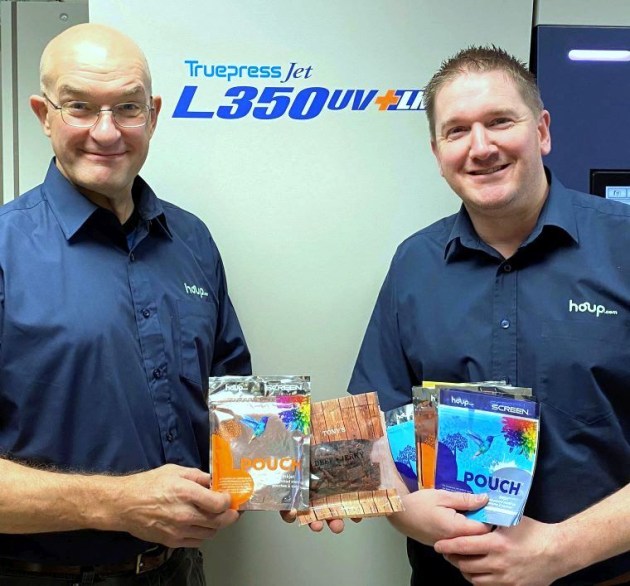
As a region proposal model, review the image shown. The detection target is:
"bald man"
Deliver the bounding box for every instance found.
[0,23,251,585]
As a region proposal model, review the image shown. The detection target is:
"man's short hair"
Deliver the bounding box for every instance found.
[424,45,544,140]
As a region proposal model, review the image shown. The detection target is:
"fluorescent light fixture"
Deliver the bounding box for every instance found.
[568,49,630,62]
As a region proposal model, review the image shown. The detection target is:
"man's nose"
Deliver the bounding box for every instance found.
[469,123,497,159]
[89,110,122,142]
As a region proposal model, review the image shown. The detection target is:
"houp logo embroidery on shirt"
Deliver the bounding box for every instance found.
[568,299,618,317]
[184,282,209,298]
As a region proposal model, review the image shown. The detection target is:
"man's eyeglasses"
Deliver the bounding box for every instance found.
[43,94,153,128]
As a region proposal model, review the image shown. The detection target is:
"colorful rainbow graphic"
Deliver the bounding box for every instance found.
[277,395,310,434]
[501,416,538,459]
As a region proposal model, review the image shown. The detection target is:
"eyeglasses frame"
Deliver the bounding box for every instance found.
[42,93,154,129]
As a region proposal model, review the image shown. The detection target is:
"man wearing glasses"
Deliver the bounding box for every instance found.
[0,23,251,585]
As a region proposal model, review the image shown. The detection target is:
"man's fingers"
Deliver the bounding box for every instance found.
[438,490,489,511]
[326,518,345,533]
[435,533,491,555]
[280,510,296,523]
[192,488,233,515]
[178,466,212,488]
[310,520,325,532]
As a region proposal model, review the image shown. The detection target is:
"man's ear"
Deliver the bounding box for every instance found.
[147,95,162,137]
[30,95,52,137]
[538,109,551,157]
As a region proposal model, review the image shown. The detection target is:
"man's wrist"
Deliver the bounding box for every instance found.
[68,472,124,533]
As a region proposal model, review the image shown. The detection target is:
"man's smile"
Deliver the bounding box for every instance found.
[468,163,510,176]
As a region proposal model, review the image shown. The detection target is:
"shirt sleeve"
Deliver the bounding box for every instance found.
[209,252,252,377]
[347,259,420,411]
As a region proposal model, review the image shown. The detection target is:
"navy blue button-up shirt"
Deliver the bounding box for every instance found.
[0,161,251,564]
[349,171,629,584]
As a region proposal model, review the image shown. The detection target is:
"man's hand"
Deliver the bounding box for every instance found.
[279,509,358,534]
[388,489,491,546]
[104,464,241,548]
[434,516,559,586]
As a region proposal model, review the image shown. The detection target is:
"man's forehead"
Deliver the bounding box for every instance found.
[69,40,109,65]
[436,72,522,113]
[439,69,515,96]
[46,30,142,69]
[42,35,152,96]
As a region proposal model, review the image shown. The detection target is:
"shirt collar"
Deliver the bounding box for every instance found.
[444,167,579,261]
[40,159,172,241]
[527,168,579,245]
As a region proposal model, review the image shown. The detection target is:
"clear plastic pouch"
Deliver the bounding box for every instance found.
[297,392,404,524]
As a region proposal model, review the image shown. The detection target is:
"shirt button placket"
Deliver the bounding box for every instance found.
[126,249,177,459]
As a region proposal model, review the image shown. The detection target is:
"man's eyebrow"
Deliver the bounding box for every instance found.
[119,86,148,98]
[439,108,518,132]
[56,85,148,100]
[437,116,468,136]
[484,107,518,118]
[55,85,89,99]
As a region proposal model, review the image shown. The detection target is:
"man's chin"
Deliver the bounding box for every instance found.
[75,179,131,204]
[466,198,515,217]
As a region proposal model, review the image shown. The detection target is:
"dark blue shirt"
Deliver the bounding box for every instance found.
[0,161,251,564]
[349,171,630,584]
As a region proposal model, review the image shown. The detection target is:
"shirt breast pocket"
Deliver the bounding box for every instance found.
[539,319,630,425]
[176,298,217,387]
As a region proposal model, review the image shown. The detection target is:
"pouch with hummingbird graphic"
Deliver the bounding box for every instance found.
[208,375,311,511]
[434,385,539,526]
